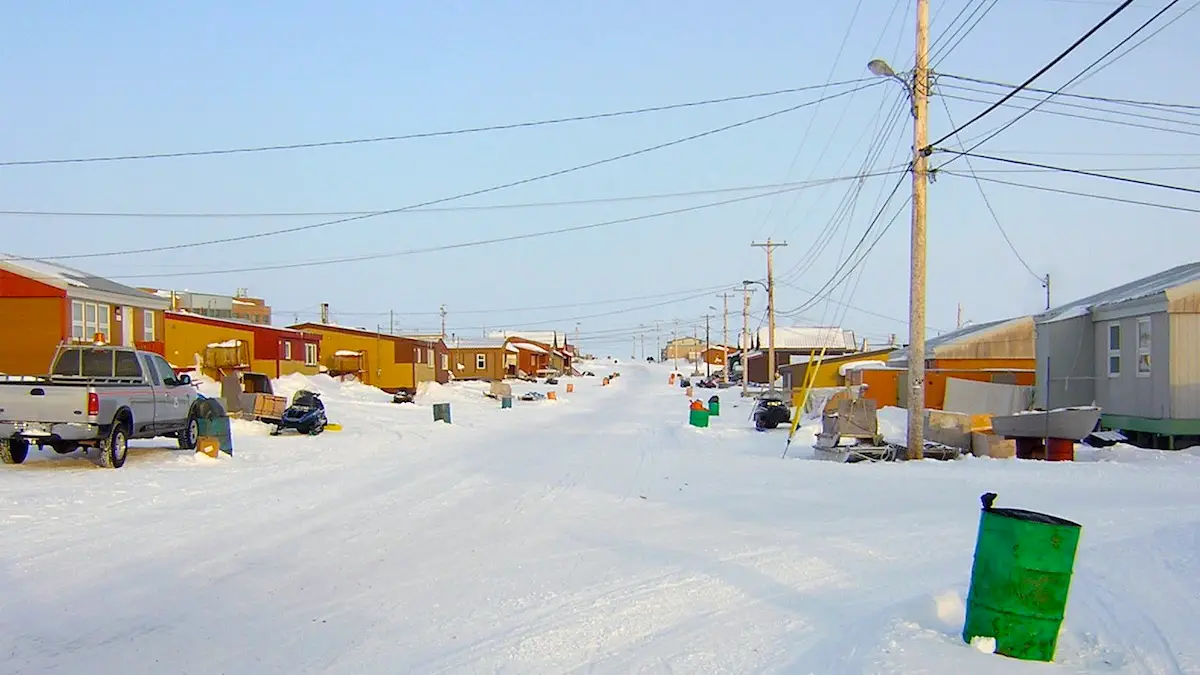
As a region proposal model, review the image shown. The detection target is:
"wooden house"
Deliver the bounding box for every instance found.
[0,256,169,375]
[164,311,321,379]
[505,337,553,376]
[742,326,860,384]
[448,337,518,380]
[1035,262,1200,449]
[779,347,897,404]
[289,324,448,393]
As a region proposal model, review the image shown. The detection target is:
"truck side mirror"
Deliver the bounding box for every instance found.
[177,374,192,386]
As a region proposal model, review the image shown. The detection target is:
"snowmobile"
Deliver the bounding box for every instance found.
[272,390,328,436]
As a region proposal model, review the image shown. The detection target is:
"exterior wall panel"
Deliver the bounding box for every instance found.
[1169,313,1200,419]
[1036,315,1095,409]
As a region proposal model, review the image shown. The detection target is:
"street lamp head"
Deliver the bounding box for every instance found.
[867,58,896,78]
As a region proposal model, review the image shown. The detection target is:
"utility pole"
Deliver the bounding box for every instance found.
[639,324,646,361]
[751,239,787,394]
[905,0,931,460]
[704,313,712,379]
[654,320,661,362]
[389,310,395,335]
[439,305,447,339]
[741,285,752,397]
[1044,274,1052,310]
[319,303,329,325]
[716,292,731,384]
[956,303,962,330]
[672,320,680,371]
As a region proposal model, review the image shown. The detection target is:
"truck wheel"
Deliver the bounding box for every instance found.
[1,439,30,465]
[98,424,129,469]
[178,413,199,451]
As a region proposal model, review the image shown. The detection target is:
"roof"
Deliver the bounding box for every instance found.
[0,255,170,309]
[888,317,1019,362]
[448,337,516,351]
[487,330,566,346]
[511,342,548,354]
[168,311,320,340]
[290,322,429,342]
[1037,261,1200,324]
[779,347,898,370]
[741,326,858,351]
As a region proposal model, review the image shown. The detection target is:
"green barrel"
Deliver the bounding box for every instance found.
[500,396,513,409]
[962,492,1082,662]
[708,396,721,417]
[689,407,710,428]
[433,402,452,424]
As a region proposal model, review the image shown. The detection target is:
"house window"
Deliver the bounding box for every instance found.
[142,310,155,342]
[1107,322,1121,378]
[304,343,318,367]
[476,353,487,370]
[1136,318,1151,377]
[283,341,293,360]
[440,353,448,371]
[71,300,111,342]
[427,349,434,367]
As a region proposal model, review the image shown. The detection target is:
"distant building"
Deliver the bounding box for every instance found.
[139,287,271,325]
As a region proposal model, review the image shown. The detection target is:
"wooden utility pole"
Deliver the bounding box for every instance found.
[439,305,447,338]
[752,239,787,394]
[717,292,731,384]
[1044,274,1052,310]
[907,0,931,460]
[956,303,963,330]
[704,314,712,379]
[390,310,395,335]
[319,303,329,324]
[741,285,752,397]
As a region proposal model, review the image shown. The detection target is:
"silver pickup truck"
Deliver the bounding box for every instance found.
[0,345,201,468]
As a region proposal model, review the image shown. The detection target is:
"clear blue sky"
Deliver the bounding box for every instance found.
[2,0,1196,353]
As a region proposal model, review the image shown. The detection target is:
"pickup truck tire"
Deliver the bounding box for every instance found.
[98,424,129,469]
[1,439,30,465]
[177,412,199,451]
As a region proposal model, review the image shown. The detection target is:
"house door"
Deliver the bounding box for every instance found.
[122,306,135,346]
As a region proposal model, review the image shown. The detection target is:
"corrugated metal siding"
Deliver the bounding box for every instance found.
[1036,315,1094,408]
[933,316,1035,359]
[1094,312,1169,418]
[1169,313,1200,418]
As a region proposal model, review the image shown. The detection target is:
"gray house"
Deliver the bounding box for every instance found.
[1035,262,1200,449]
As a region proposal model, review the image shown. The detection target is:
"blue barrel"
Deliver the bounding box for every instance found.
[433,402,452,424]
[501,396,513,409]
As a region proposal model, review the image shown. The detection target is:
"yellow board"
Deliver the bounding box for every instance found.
[324,423,343,432]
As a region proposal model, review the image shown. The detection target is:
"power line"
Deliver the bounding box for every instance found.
[0,170,907,220]
[939,0,1186,157]
[930,0,1002,67]
[926,0,1134,149]
[937,73,1200,113]
[1066,0,1200,90]
[937,96,1044,283]
[936,91,1200,139]
[2,82,882,264]
[939,171,1200,214]
[96,180,862,280]
[0,79,873,167]
[934,149,1200,196]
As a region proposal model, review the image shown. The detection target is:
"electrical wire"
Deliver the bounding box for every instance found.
[930,0,1002,67]
[925,0,1134,150]
[939,171,1200,214]
[939,0,1186,160]
[0,170,907,220]
[1066,0,1200,90]
[934,149,1200,196]
[89,180,860,280]
[937,73,1200,113]
[1,81,883,264]
[0,79,873,167]
[937,91,1200,139]
[938,96,1045,283]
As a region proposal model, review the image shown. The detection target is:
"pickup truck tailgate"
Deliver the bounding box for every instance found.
[0,382,91,424]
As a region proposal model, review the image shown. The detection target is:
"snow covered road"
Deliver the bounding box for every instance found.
[2,362,1198,673]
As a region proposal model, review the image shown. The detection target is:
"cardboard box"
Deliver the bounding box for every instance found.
[971,432,1016,459]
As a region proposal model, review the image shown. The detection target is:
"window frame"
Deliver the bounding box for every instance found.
[304,342,318,367]
[1107,322,1121,378]
[283,340,293,361]
[1136,317,1151,378]
[475,353,487,370]
[72,300,111,342]
[142,310,155,343]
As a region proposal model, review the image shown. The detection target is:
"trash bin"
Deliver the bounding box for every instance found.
[708,395,721,417]
[501,396,513,409]
[433,402,452,424]
[962,492,1082,662]
[689,407,710,428]
[194,395,233,457]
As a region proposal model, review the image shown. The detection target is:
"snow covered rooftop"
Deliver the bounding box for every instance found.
[512,342,548,354]
[740,326,858,351]
[0,254,168,307]
[488,330,565,347]
[1037,261,1200,324]
[449,338,512,350]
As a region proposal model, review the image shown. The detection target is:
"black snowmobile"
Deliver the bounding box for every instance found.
[272,390,328,436]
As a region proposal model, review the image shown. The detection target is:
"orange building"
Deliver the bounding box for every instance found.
[0,257,169,375]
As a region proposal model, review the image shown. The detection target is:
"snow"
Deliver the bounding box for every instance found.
[838,359,889,376]
[0,254,91,288]
[2,361,1198,673]
[1038,261,1200,323]
[206,339,243,348]
[334,349,361,357]
[512,341,548,354]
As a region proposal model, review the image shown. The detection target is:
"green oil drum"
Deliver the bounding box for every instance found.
[500,396,513,409]
[708,396,721,417]
[962,492,1082,662]
[688,407,710,428]
[433,402,452,424]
